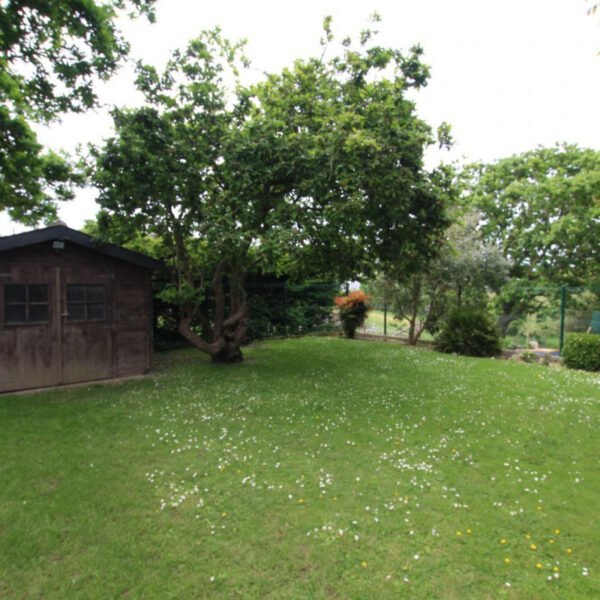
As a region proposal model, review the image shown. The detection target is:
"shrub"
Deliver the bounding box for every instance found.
[562,334,600,371]
[434,306,502,357]
[335,291,370,339]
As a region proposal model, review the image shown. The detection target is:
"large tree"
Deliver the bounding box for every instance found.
[463,143,600,333]
[0,0,155,224]
[90,23,450,363]
[464,144,600,285]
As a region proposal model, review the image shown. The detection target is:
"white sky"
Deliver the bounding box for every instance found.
[1,0,598,235]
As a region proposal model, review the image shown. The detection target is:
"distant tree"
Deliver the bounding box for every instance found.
[90,23,450,363]
[463,144,600,333]
[0,0,156,224]
[464,144,600,286]
[370,213,509,345]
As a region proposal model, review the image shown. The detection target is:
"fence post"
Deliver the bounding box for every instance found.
[283,281,288,338]
[383,303,387,337]
[559,285,567,353]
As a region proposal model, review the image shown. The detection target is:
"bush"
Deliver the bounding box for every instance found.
[335,291,370,339]
[562,334,600,371]
[434,306,502,357]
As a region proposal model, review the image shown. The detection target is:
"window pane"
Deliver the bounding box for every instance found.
[5,305,26,323]
[87,286,105,303]
[29,285,48,303]
[67,285,86,303]
[5,284,26,304]
[29,304,49,323]
[87,303,105,321]
[67,303,86,321]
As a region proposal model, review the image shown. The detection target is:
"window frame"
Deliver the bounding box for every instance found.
[66,284,106,322]
[3,284,51,326]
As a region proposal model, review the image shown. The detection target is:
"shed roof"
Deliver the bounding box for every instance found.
[0,224,162,271]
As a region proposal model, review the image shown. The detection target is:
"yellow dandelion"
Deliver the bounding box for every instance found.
[298,499,304,504]
[554,529,560,535]
[500,538,507,545]
[361,561,368,569]
[466,529,472,534]
[549,539,555,544]
[530,544,537,551]
[456,531,463,537]
[553,566,560,573]
[566,548,573,555]
[525,533,531,540]
[504,557,511,564]
[536,563,543,569]
[221,512,227,517]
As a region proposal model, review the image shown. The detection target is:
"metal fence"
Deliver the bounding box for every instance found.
[362,285,600,353]
[153,280,341,351]
[245,281,339,340]
[154,281,599,353]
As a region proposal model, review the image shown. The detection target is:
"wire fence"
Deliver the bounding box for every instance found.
[245,281,339,340]
[153,281,340,351]
[363,286,600,353]
[154,281,600,354]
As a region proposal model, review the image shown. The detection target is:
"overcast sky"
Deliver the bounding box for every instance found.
[1,0,598,235]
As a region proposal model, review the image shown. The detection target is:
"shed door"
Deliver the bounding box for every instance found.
[0,277,58,392]
[59,270,114,385]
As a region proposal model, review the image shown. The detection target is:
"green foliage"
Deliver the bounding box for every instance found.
[1,0,155,119]
[462,144,600,335]
[562,333,600,371]
[0,0,155,223]
[434,306,502,357]
[246,280,338,340]
[90,22,450,361]
[0,109,78,223]
[463,144,600,286]
[366,211,509,344]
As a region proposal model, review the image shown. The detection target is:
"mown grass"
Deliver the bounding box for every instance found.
[0,337,598,599]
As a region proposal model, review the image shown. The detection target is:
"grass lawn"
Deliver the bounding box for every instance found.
[1,337,598,599]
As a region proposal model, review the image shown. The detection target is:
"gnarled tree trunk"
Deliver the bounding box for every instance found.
[177,261,249,363]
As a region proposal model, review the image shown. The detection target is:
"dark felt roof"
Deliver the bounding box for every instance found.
[0,224,162,271]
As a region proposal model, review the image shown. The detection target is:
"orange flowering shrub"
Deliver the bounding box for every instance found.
[334,291,370,338]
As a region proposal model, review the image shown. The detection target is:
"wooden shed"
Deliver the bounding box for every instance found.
[0,224,161,393]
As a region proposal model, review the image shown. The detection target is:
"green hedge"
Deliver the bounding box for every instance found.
[434,306,502,357]
[562,334,600,371]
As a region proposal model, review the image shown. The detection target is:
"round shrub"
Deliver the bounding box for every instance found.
[335,291,370,339]
[562,334,600,371]
[434,306,502,357]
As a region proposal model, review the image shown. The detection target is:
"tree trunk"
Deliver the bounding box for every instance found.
[178,305,249,363]
[498,300,522,337]
[408,317,417,345]
[407,277,422,345]
[177,262,249,364]
[211,340,244,363]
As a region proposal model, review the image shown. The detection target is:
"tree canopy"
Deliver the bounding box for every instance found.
[90,23,451,362]
[464,144,600,286]
[0,0,156,224]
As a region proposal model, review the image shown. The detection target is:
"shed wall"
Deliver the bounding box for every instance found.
[0,240,153,392]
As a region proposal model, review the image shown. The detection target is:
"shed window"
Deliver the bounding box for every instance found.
[67,285,105,321]
[4,284,49,324]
